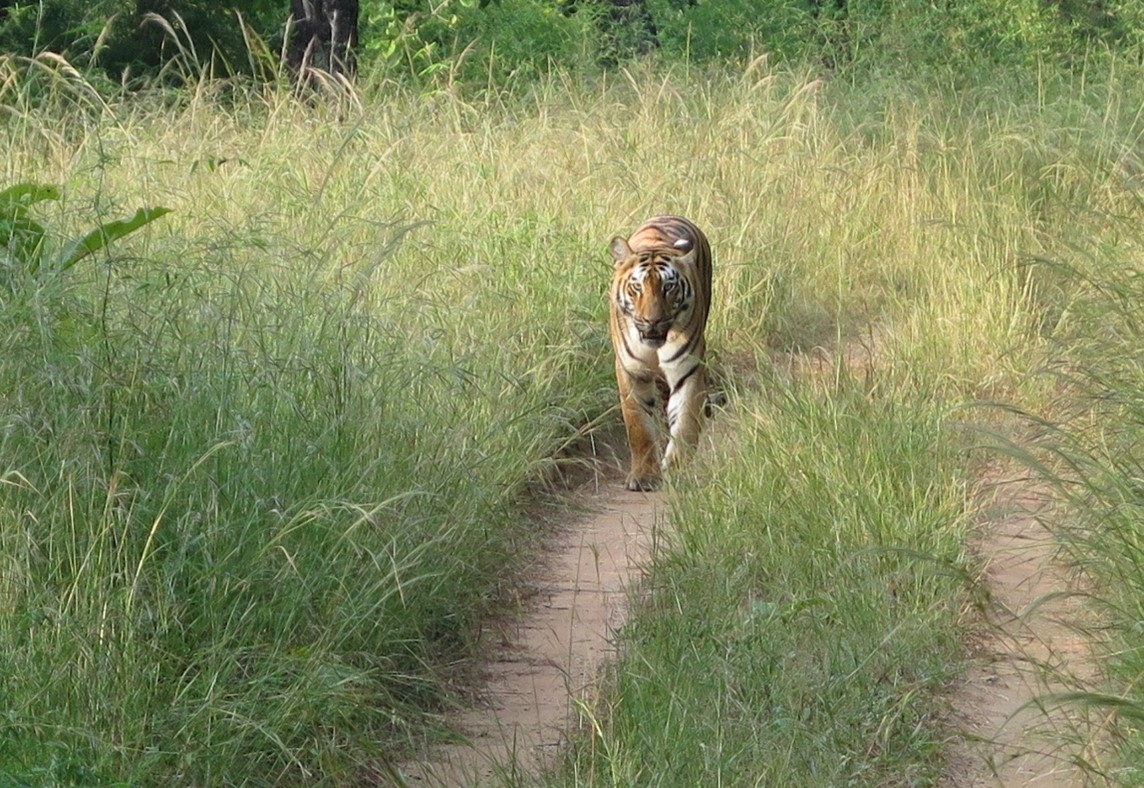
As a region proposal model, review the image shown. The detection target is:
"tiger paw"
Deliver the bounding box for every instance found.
[625,475,661,492]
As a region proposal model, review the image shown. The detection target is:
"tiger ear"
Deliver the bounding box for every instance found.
[674,244,698,268]
[610,236,633,267]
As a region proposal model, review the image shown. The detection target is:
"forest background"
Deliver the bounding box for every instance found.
[3,0,1144,86]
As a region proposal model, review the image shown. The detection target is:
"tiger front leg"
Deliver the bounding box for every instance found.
[663,362,707,472]
[616,362,663,491]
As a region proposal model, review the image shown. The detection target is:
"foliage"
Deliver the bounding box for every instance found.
[4,14,1144,784]
[418,0,596,85]
[1007,240,1144,781]
[0,1,283,80]
[645,0,1127,70]
[357,0,599,86]
[5,0,1144,87]
[0,182,169,279]
[649,0,815,63]
[0,67,618,782]
[1057,0,1144,47]
[543,58,1144,785]
[0,0,123,62]
[560,383,970,785]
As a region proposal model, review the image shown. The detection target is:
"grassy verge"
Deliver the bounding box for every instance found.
[0,61,619,783]
[1007,245,1144,782]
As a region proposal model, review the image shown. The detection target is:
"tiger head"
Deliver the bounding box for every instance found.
[610,235,697,349]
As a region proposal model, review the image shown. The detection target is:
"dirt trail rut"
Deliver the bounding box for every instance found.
[401,465,1103,788]
[401,481,661,786]
[947,471,1102,786]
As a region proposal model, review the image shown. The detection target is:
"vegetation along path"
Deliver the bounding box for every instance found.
[403,343,1107,786]
[8,9,1143,779]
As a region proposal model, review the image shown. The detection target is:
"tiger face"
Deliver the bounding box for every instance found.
[608,216,712,491]
[610,237,696,349]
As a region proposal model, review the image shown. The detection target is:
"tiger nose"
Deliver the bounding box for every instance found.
[641,318,672,338]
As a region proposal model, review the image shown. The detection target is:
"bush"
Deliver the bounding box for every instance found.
[0,1,283,82]
[0,1,126,63]
[649,0,814,63]
[425,0,595,85]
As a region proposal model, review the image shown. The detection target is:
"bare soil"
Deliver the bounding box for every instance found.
[399,474,661,786]
[945,470,1105,786]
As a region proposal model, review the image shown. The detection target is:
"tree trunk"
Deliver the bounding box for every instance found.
[286,0,360,79]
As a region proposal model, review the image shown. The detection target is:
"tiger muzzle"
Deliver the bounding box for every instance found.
[638,320,672,348]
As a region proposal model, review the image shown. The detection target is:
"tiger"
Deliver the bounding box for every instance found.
[608,215,713,491]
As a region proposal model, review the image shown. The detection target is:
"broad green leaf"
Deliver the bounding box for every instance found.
[0,183,61,209]
[57,206,172,271]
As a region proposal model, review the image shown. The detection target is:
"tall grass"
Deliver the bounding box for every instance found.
[544,58,1144,787]
[3,49,1144,783]
[558,379,971,785]
[1,59,619,783]
[949,63,1144,778]
[999,243,1144,782]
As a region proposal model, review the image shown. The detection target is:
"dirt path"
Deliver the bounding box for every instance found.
[400,477,661,786]
[945,469,1104,786]
[399,474,1103,788]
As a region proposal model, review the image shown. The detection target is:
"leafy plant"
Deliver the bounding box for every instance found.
[0,182,170,285]
[649,0,813,63]
[421,0,595,86]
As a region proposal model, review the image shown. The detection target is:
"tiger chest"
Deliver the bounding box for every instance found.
[620,323,692,376]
